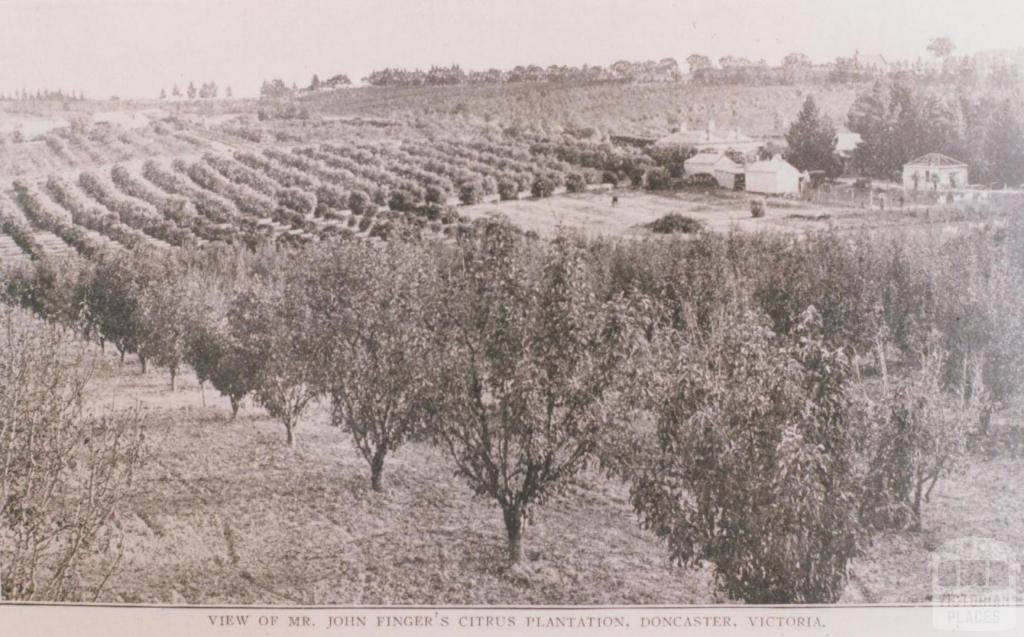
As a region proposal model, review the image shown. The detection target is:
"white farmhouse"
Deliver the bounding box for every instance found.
[683,152,744,189]
[745,155,805,194]
[902,153,968,190]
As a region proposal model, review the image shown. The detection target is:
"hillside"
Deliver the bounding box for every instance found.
[301,81,866,137]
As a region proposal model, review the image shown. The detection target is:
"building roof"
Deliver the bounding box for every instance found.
[746,155,802,176]
[904,152,968,168]
[683,152,742,173]
[655,121,757,148]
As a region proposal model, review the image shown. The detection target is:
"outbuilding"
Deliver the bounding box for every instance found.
[902,153,968,190]
[683,152,744,189]
[744,155,805,194]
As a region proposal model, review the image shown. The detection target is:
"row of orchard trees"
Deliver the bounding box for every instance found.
[3,214,1023,603]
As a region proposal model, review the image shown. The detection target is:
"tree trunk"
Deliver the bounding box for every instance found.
[139,355,147,374]
[230,397,240,420]
[119,348,125,365]
[100,338,105,353]
[370,447,387,492]
[503,505,526,563]
[169,368,176,391]
[911,480,923,532]
[285,421,295,447]
[200,381,206,407]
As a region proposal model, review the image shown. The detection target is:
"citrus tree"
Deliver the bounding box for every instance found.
[428,220,646,562]
[629,306,865,603]
[305,242,436,491]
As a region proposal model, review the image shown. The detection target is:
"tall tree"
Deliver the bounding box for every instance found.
[785,95,841,177]
[428,220,647,562]
[983,100,1024,187]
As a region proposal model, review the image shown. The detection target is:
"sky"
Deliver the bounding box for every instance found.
[2,0,1024,99]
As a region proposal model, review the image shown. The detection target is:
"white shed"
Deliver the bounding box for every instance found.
[683,152,744,189]
[744,156,805,194]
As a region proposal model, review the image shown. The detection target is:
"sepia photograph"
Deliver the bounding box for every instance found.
[0,0,1022,633]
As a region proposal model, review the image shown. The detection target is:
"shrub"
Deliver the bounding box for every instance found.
[564,172,587,193]
[530,176,555,198]
[348,190,371,216]
[425,184,448,205]
[497,178,519,201]
[751,199,766,217]
[645,167,672,191]
[458,181,482,205]
[646,213,703,234]
[388,189,420,212]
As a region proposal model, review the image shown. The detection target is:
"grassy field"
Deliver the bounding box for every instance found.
[459,188,1007,239]
[79,347,1024,605]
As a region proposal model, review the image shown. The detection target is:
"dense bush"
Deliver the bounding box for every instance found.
[646,213,703,234]
[629,307,865,603]
[530,176,555,198]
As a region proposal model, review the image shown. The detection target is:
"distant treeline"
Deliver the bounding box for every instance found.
[360,60,684,87]
[0,89,86,101]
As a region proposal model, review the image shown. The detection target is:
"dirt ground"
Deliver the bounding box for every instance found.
[77,348,1024,605]
[459,189,1002,239]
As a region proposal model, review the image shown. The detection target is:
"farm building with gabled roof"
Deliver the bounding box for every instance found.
[745,155,806,195]
[902,153,968,190]
[683,152,744,189]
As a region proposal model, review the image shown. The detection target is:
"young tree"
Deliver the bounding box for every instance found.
[629,307,865,603]
[862,338,986,532]
[228,275,319,446]
[785,95,841,177]
[137,255,199,390]
[186,82,197,99]
[309,74,321,91]
[159,88,167,100]
[307,243,435,491]
[87,252,147,368]
[188,313,259,417]
[171,84,181,98]
[429,220,646,562]
[225,85,233,98]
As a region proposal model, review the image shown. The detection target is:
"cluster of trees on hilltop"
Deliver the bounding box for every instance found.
[160,81,232,100]
[4,212,1023,602]
[361,60,683,87]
